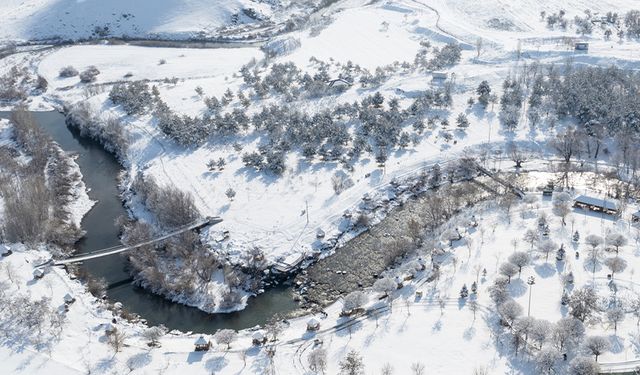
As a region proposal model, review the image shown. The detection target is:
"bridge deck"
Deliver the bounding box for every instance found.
[51,217,222,266]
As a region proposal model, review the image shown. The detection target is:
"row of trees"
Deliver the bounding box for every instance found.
[1,109,83,248]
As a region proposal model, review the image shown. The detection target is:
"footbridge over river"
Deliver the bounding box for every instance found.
[43,216,222,267]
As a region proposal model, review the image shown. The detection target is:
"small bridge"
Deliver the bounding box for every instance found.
[47,216,222,266]
[474,163,526,199]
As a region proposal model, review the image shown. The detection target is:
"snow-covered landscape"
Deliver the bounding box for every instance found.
[3,0,640,374]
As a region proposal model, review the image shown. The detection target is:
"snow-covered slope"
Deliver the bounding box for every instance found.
[0,0,287,42]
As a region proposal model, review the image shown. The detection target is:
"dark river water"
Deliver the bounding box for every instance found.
[0,110,298,333]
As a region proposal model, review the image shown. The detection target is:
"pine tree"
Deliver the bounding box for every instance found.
[460,284,469,298]
[476,80,492,107]
[456,113,470,129]
[573,231,580,243]
[471,281,478,294]
[482,268,487,277]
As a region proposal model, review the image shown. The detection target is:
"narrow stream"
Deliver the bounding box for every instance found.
[0,110,298,333]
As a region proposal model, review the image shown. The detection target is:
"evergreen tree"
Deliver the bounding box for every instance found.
[460,284,469,298]
[476,80,492,107]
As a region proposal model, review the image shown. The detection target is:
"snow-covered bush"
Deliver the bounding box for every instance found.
[79,66,100,83]
[58,66,79,77]
[109,81,153,115]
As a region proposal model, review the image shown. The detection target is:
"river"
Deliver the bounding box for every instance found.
[0,110,298,333]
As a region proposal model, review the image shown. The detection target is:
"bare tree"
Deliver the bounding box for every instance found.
[536,346,561,375]
[308,348,328,374]
[551,317,585,351]
[604,257,627,281]
[142,325,166,347]
[343,291,368,314]
[607,307,625,334]
[339,350,364,375]
[499,262,518,283]
[569,287,599,322]
[374,277,397,298]
[605,233,628,255]
[585,234,604,275]
[380,363,394,375]
[411,362,426,375]
[537,239,556,262]
[583,336,610,361]
[508,251,531,276]
[108,329,126,354]
[569,356,600,375]
[523,228,539,250]
[552,192,572,225]
[214,329,237,350]
[498,299,523,328]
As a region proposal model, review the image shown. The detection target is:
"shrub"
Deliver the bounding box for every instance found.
[79,66,100,83]
[59,66,79,78]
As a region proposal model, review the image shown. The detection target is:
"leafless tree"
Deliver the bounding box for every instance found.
[583,336,610,361]
[108,329,126,354]
[607,307,625,334]
[499,262,518,283]
[214,329,237,350]
[604,257,627,281]
[606,233,628,255]
[308,348,328,374]
[498,299,523,328]
[508,251,530,276]
[339,350,364,375]
[537,239,556,262]
[569,356,600,375]
[380,363,394,375]
[411,362,426,375]
[142,325,166,347]
[343,291,368,313]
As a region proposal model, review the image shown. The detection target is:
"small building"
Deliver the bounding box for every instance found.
[0,245,12,257]
[632,211,640,223]
[252,331,267,346]
[194,335,211,351]
[542,183,554,197]
[103,323,116,335]
[575,42,589,51]
[316,229,325,239]
[573,195,619,215]
[64,293,76,305]
[432,71,448,80]
[307,317,320,332]
[33,268,45,280]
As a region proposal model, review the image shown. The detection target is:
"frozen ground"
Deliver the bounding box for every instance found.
[3,175,640,374]
[0,0,307,43]
[3,0,640,372]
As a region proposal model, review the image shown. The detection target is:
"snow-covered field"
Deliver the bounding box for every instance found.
[3,176,640,374]
[3,0,640,373]
[0,0,305,42]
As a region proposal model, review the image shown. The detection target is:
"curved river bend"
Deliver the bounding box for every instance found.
[0,110,298,333]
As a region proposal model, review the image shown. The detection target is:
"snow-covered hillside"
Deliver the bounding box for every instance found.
[0,0,309,42]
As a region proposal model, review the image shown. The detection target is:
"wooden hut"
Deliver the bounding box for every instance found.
[33,268,44,280]
[574,42,589,51]
[64,293,76,305]
[573,195,619,215]
[432,71,448,80]
[307,317,320,332]
[194,335,211,351]
[252,331,267,346]
[0,245,12,257]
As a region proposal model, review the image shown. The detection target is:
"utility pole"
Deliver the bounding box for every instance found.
[305,200,309,225]
[527,276,536,316]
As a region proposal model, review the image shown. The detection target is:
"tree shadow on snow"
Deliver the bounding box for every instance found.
[609,335,625,354]
[205,356,229,373]
[507,279,527,298]
[534,263,556,278]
